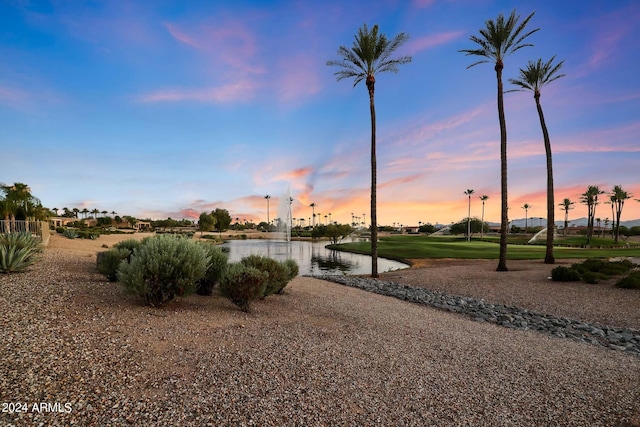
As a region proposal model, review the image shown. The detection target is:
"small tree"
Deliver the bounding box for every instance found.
[198,212,216,236]
[212,208,232,232]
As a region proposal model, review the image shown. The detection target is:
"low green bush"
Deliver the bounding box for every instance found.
[78,230,99,240]
[113,239,142,261]
[600,259,635,276]
[616,271,640,289]
[196,243,229,296]
[96,248,130,281]
[551,266,581,282]
[240,255,288,298]
[219,263,266,312]
[63,229,79,239]
[117,235,210,306]
[279,259,299,294]
[0,232,42,273]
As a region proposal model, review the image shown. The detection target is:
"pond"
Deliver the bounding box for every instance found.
[221,239,408,276]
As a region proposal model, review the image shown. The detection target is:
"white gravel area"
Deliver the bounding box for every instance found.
[0,235,639,426]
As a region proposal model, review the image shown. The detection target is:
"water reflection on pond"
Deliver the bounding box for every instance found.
[221,239,408,276]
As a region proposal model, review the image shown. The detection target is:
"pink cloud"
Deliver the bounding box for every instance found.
[138,80,257,103]
[0,85,29,103]
[164,22,202,49]
[404,31,464,55]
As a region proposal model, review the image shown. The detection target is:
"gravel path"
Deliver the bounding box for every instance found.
[1,238,639,426]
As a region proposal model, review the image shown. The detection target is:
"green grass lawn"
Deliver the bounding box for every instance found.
[329,235,640,261]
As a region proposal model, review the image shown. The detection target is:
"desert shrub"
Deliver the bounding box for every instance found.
[240,255,289,298]
[78,230,99,240]
[113,238,143,261]
[616,271,640,289]
[63,229,79,239]
[581,271,608,284]
[0,232,42,273]
[117,235,210,306]
[600,259,636,276]
[96,248,130,281]
[196,243,229,296]
[572,258,606,274]
[278,259,299,294]
[551,266,581,282]
[219,263,266,312]
[55,227,65,234]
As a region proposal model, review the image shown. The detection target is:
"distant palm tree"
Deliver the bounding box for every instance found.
[110,211,116,218]
[265,195,271,230]
[328,23,411,278]
[522,204,531,234]
[460,10,538,271]
[72,208,80,218]
[91,208,100,218]
[611,185,631,243]
[311,203,316,227]
[479,195,489,240]
[580,185,604,243]
[510,56,565,263]
[464,189,475,241]
[559,198,574,237]
[52,207,59,216]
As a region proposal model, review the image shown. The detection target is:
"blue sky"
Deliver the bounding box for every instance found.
[1,0,639,226]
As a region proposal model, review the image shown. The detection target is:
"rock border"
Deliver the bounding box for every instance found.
[312,275,640,357]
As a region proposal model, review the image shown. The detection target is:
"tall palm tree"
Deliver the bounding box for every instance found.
[521,204,531,234]
[461,10,538,271]
[464,189,475,241]
[310,203,316,228]
[559,198,574,237]
[611,185,631,243]
[479,195,489,240]
[328,23,411,278]
[509,56,565,263]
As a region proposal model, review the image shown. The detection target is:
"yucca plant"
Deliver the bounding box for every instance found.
[0,232,42,273]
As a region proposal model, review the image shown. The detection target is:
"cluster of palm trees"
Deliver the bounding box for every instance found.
[579,184,634,244]
[51,207,117,219]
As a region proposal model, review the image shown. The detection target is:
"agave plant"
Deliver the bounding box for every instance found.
[0,232,42,273]
[62,228,79,239]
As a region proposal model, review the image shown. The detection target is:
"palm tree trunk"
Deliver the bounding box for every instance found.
[367,77,379,278]
[495,62,508,271]
[535,94,555,264]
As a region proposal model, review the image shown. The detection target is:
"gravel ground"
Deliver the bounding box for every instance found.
[0,235,639,426]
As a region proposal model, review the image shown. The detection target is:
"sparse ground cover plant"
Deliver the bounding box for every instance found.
[616,271,640,289]
[551,258,637,285]
[219,262,266,312]
[96,248,130,282]
[550,266,581,282]
[117,235,210,306]
[196,243,229,296]
[0,232,42,273]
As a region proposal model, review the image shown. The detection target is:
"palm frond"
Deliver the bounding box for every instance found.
[510,55,565,93]
[327,23,411,87]
[461,9,538,65]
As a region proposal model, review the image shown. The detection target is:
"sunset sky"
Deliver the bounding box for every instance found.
[2,0,639,226]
